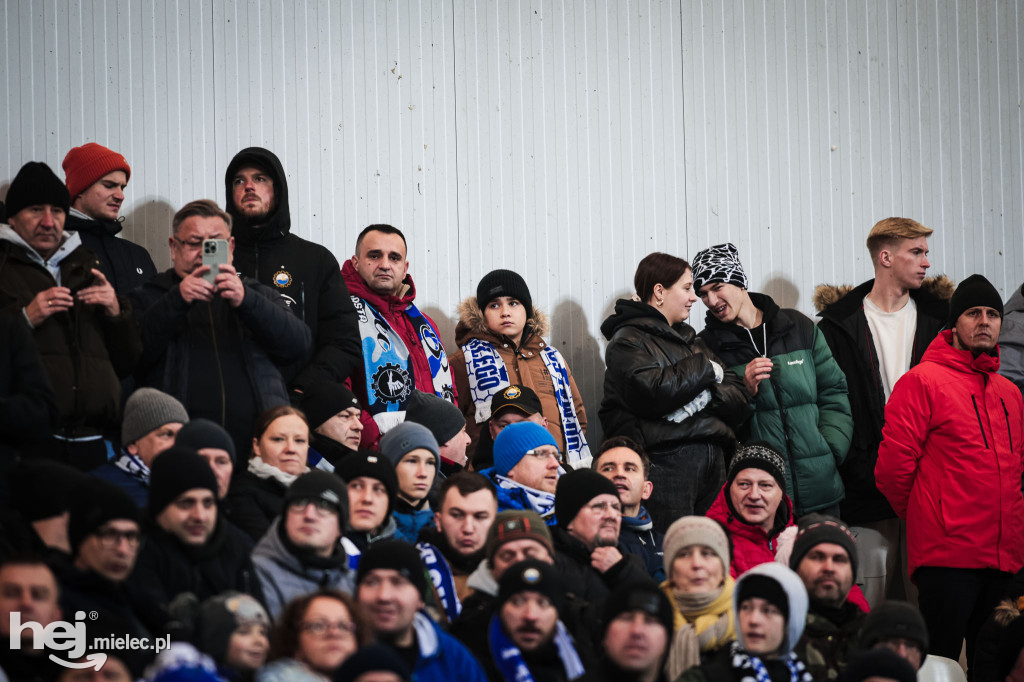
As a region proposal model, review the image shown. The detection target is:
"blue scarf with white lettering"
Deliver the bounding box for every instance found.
[417,542,461,622]
[488,615,584,682]
[352,295,454,433]
[461,338,591,467]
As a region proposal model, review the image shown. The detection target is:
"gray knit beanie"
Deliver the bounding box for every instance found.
[121,388,189,446]
[380,421,440,467]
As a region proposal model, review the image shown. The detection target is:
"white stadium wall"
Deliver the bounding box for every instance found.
[4,0,1023,443]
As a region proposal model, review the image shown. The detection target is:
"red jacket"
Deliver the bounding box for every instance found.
[706,483,796,578]
[877,330,1024,578]
[341,260,457,448]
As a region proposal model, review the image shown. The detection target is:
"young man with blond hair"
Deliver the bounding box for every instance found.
[814,217,952,607]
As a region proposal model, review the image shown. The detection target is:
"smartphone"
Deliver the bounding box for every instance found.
[201,239,230,283]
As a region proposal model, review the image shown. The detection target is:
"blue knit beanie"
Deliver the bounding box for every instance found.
[493,421,558,476]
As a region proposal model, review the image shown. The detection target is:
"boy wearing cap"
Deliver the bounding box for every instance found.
[252,470,355,619]
[706,443,796,577]
[692,243,852,518]
[336,449,400,568]
[0,161,141,470]
[579,583,674,682]
[468,558,588,682]
[301,381,364,468]
[789,514,866,681]
[126,447,259,632]
[381,421,440,543]
[877,273,1024,666]
[355,539,487,682]
[481,421,564,523]
[453,269,590,468]
[91,387,190,506]
[62,142,156,294]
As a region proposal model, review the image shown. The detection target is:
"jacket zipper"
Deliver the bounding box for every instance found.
[972,396,989,449]
[1003,399,1014,451]
[208,304,227,426]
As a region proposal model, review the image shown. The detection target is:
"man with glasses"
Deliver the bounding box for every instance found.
[126,447,259,632]
[129,199,310,455]
[551,469,652,607]
[57,478,148,638]
[252,470,355,619]
[481,421,564,523]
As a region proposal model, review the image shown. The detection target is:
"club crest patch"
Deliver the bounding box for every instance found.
[273,270,292,288]
[371,363,412,404]
[502,386,522,400]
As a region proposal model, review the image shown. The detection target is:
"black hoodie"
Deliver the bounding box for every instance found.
[66,212,157,295]
[224,147,361,389]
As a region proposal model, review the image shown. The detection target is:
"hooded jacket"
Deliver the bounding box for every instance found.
[451,297,587,458]
[66,209,157,295]
[1000,283,1024,394]
[0,227,141,433]
[814,276,952,523]
[341,259,456,448]
[224,147,361,389]
[251,517,355,620]
[698,292,853,515]
[705,482,796,579]
[599,299,749,458]
[876,330,1024,578]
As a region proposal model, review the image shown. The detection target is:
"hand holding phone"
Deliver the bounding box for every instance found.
[202,239,230,283]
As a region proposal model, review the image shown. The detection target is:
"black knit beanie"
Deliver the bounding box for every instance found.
[477,269,533,320]
[336,449,399,518]
[948,274,1004,328]
[148,445,219,518]
[174,418,237,464]
[12,459,87,522]
[404,390,466,446]
[736,573,789,621]
[555,468,621,529]
[356,539,429,598]
[300,381,362,430]
[67,479,140,554]
[284,470,349,520]
[859,601,929,666]
[602,582,674,640]
[497,558,565,612]
[728,442,787,490]
[789,513,859,583]
[5,162,70,217]
[842,649,918,682]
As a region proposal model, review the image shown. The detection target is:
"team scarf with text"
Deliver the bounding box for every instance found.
[416,542,461,622]
[488,614,584,682]
[461,338,591,467]
[352,295,454,433]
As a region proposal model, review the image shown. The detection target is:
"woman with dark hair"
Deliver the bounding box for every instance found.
[600,252,749,528]
[257,589,372,682]
[225,405,311,541]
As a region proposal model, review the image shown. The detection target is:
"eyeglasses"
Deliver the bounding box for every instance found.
[171,236,206,250]
[94,528,142,549]
[585,500,622,515]
[287,498,338,517]
[523,448,560,461]
[300,620,357,637]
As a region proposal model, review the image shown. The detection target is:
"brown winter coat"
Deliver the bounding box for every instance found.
[451,297,587,456]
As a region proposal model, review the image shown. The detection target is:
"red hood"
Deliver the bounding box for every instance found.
[707,481,795,542]
[921,329,1001,374]
[342,259,419,312]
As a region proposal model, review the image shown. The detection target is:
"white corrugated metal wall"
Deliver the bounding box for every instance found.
[3,0,1023,442]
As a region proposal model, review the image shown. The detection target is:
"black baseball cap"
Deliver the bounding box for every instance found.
[490,385,543,419]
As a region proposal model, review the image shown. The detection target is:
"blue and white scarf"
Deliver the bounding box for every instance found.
[729,642,813,682]
[488,615,585,682]
[352,295,454,433]
[495,474,557,519]
[461,338,591,468]
[113,451,150,485]
[417,542,461,621]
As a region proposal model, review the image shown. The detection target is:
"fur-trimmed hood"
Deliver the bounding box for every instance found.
[813,275,954,312]
[455,295,550,345]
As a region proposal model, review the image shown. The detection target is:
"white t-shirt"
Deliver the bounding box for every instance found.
[863,296,917,402]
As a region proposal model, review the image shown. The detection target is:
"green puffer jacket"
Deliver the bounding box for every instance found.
[698,292,853,515]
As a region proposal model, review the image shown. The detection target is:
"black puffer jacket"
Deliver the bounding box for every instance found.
[224,147,361,389]
[813,276,951,523]
[67,212,156,295]
[599,299,749,458]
